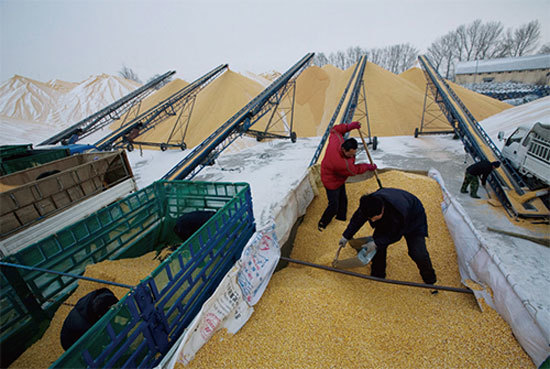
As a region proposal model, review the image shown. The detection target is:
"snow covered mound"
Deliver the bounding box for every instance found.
[0,74,141,127]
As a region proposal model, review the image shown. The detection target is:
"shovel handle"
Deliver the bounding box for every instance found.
[357,128,382,189]
[332,245,345,267]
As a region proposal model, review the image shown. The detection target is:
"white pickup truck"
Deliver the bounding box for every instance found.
[498,122,550,186]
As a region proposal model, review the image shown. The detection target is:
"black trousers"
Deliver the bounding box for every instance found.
[319,184,348,227]
[370,234,437,284]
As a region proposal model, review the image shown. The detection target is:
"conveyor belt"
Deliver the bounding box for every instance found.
[418,55,548,219]
[310,55,367,166]
[95,64,228,151]
[162,53,314,181]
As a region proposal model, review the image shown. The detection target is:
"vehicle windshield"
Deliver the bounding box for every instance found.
[505,128,524,146]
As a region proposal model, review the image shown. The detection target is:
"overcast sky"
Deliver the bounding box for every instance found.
[1,0,549,84]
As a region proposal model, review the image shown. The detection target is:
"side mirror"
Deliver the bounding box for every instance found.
[497,131,504,141]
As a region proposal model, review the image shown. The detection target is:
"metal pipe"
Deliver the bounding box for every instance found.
[279,256,473,294]
[0,261,133,289]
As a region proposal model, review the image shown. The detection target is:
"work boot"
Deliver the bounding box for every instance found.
[470,192,481,199]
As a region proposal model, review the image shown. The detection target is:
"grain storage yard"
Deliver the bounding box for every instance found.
[1,52,548,369]
[180,170,533,368]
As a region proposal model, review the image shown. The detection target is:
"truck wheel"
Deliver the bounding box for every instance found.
[372,136,378,151]
[180,143,187,150]
[414,128,419,138]
[126,143,134,152]
[160,143,167,151]
[290,132,297,143]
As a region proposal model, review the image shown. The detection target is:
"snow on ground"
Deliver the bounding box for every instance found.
[480,95,550,143]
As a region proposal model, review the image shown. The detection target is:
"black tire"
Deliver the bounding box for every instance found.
[180,143,187,150]
[372,136,378,151]
[126,143,134,152]
[290,131,297,143]
[414,128,419,138]
[160,143,167,151]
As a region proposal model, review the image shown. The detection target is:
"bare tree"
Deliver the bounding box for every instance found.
[475,21,505,59]
[345,46,364,67]
[426,19,541,79]
[504,20,541,57]
[368,48,384,67]
[313,52,329,67]
[330,50,348,69]
[427,32,459,78]
[315,44,417,74]
[538,43,550,54]
[119,65,142,83]
[456,19,482,61]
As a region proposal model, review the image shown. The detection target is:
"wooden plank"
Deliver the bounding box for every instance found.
[0,178,137,256]
[15,204,39,225]
[36,198,56,216]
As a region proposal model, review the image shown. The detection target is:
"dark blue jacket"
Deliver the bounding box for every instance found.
[173,210,216,242]
[60,288,118,351]
[343,188,428,248]
[466,160,494,185]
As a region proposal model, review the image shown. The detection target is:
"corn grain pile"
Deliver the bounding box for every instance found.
[182,170,533,369]
[111,63,511,151]
[10,251,164,368]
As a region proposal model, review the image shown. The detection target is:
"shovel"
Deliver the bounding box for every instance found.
[357,129,382,189]
[332,237,377,269]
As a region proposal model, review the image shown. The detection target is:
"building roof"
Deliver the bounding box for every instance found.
[455,54,550,75]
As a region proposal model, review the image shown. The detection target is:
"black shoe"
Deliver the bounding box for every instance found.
[460,189,468,194]
[470,193,481,199]
[335,216,346,222]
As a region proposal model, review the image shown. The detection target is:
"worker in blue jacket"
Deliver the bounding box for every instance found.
[460,160,500,198]
[338,188,437,284]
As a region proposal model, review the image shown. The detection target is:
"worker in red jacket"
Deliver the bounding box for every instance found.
[318,121,377,231]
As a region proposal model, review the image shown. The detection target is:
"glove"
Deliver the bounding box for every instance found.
[349,121,361,130]
[367,163,377,171]
[364,240,377,253]
[338,237,348,249]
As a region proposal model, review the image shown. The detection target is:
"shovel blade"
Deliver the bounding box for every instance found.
[349,236,373,251]
[332,257,367,269]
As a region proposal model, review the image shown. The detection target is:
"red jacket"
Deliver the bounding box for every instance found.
[320,122,376,190]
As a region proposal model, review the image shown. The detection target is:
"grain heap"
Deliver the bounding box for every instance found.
[116,70,267,149]
[111,62,511,151]
[9,251,164,369]
[181,170,533,369]
[400,67,512,122]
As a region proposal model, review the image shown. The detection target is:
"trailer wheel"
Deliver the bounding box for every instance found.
[126,143,134,152]
[160,143,167,151]
[372,136,378,151]
[290,132,297,143]
[414,128,419,138]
